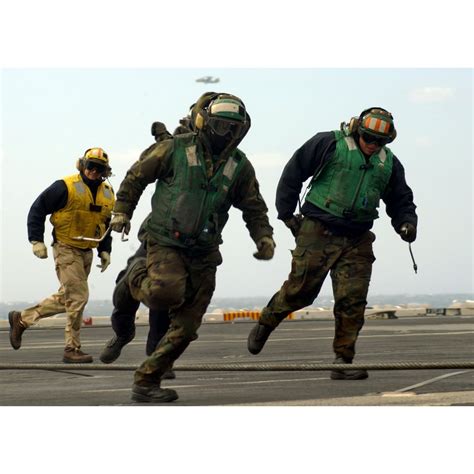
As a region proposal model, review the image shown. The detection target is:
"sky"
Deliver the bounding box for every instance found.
[1,67,472,302]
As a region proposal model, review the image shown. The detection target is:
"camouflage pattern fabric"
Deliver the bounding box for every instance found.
[259,217,375,362]
[132,242,223,385]
[113,139,273,247]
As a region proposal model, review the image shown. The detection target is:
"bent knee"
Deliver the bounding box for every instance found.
[145,281,185,309]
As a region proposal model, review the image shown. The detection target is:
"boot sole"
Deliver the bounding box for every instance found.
[131,391,179,403]
[162,371,176,380]
[99,353,120,364]
[247,324,273,355]
[330,371,369,380]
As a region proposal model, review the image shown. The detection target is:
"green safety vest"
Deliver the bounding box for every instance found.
[306,130,393,222]
[147,133,246,249]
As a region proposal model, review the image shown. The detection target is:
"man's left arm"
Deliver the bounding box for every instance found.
[382,155,418,241]
[97,215,112,272]
[232,160,275,259]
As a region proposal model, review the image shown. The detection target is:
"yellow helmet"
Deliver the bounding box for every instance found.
[84,147,109,164]
[77,147,112,178]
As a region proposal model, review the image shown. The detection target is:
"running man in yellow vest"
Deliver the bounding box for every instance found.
[247,108,418,379]
[8,148,115,363]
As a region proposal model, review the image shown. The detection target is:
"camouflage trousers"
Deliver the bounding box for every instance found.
[259,217,376,361]
[129,238,222,385]
[20,242,93,349]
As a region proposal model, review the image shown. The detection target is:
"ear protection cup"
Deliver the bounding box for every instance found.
[76,157,85,172]
[190,92,219,131]
[195,110,206,130]
[348,117,360,135]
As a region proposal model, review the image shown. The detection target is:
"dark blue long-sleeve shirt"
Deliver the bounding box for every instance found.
[27,173,112,254]
[276,131,418,237]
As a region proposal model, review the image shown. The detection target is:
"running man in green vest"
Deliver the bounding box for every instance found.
[110,92,275,402]
[247,107,417,380]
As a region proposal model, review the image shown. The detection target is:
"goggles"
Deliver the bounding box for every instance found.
[207,117,241,137]
[86,160,107,173]
[360,131,389,147]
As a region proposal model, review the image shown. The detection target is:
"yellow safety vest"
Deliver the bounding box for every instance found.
[50,174,115,249]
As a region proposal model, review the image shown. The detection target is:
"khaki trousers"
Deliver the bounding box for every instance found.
[21,242,93,349]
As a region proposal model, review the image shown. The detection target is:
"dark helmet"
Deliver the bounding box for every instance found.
[357,107,397,145]
[191,92,251,153]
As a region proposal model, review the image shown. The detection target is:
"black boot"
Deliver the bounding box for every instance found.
[247,322,274,354]
[131,383,178,403]
[100,330,136,364]
[162,369,176,380]
[330,356,368,380]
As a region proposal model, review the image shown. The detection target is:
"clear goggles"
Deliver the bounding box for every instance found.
[207,117,242,137]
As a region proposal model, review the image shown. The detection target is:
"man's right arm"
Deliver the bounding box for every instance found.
[276,131,335,221]
[113,140,174,218]
[27,180,68,242]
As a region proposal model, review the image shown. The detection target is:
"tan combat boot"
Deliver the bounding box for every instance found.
[63,347,93,363]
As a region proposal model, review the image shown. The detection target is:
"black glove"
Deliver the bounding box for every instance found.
[283,214,303,237]
[399,223,417,243]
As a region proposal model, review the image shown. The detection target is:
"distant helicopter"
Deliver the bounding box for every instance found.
[195,76,220,84]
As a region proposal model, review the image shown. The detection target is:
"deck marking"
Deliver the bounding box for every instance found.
[81,376,329,393]
[391,370,472,393]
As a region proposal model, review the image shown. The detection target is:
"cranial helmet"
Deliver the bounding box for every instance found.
[357,107,397,144]
[191,92,251,153]
[77,147,112,178]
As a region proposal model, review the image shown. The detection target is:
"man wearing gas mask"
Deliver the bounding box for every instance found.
[247,107,418,380]
[8,148,115,363]
[110,92,275,402]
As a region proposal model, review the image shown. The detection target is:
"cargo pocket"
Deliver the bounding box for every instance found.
[54,244,76,269]
[285,246,309,300]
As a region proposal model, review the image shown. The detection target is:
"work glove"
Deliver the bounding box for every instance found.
[110,213,131,235]
[99,251,111,272]
[283,214,304,237]
[31,241,48,259]
[399,223,417,243]
[253,236,275,261]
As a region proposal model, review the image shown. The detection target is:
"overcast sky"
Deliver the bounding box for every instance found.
[1,68,472,302]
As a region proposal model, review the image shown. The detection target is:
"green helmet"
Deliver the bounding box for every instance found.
[208,96,246,122]
[192,92,251,152]
[357,107,397,144]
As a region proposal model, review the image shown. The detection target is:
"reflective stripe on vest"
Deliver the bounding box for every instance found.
[147,134,246,249]
[50,174,115,249]
[306,130,393,222]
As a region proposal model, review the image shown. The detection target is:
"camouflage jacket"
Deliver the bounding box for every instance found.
[114,135,273,248]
